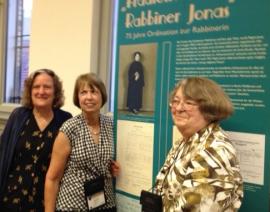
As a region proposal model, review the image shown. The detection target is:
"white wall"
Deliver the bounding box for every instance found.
[29,0,95,115]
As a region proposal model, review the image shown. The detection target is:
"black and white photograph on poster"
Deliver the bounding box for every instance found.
[127,51,144,114]
[117,43,157,117]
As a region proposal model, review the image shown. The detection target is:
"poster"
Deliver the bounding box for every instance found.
[114,1,270,211]
[116,120,154,196]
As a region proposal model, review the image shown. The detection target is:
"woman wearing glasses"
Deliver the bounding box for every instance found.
[154,77,243,211]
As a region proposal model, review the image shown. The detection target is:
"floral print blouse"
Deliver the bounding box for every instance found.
[0,114,58,211]
[154,123,243,212]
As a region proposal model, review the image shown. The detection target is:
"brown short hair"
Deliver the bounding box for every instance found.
[21,68,64,108]
[73,73,107,108]
[170,77,233,122]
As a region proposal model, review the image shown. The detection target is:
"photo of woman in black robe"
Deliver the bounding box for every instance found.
[127,51,145,114]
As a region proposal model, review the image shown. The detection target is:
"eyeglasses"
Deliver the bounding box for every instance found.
[169,99,198,110]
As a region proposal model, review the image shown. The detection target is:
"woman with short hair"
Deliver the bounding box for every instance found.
[45,73,120,212]
[154,77,243,211]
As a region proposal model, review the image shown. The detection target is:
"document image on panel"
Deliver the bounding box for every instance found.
[116,120,154,196]
[227,131,265,185]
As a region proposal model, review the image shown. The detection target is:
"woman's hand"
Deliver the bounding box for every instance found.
[110,160,120,177]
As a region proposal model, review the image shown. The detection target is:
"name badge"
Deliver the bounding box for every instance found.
[84,176,106,211]
[86,190,106,210]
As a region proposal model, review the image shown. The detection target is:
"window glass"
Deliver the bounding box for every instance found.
[4,0,32,103]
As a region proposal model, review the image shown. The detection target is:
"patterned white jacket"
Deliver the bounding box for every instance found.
[155,123,243,212]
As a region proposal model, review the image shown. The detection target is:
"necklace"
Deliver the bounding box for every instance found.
[89,126,100,135]
[33,110,54,131]
[83,114,100,135]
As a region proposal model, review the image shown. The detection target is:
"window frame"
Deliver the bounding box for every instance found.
[5,0,31,104]
[0,0,19,121]
[91,0,118,113]
[0,0,32,121]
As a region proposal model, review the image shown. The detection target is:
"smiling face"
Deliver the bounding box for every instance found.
[78,83,102,114]
[31,73,55,110]
[171,87,209,138]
